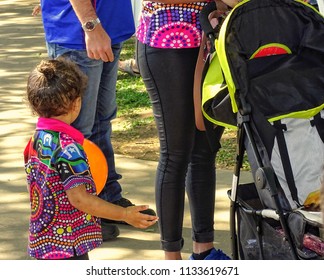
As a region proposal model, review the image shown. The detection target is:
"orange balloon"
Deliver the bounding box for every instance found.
[83,139,108,195]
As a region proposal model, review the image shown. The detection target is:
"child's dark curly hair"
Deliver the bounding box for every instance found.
[26,58,88,118]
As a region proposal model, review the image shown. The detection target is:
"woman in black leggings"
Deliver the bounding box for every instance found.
[137,35,228,260]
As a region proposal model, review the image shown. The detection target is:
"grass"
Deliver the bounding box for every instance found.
[116,37,249,170]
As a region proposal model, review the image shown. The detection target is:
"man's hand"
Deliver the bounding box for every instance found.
[69,0,114,62]
[85,25,114,62]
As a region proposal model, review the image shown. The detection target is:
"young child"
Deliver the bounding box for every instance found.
[24,58,158,260]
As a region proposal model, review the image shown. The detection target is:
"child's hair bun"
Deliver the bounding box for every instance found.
[37,63,55,79]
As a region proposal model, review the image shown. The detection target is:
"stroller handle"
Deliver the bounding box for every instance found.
[258,209,280,221]
[243,208,280,221]
[199,1,217,48]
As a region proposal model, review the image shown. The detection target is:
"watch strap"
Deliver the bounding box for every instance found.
[82,18,101,32]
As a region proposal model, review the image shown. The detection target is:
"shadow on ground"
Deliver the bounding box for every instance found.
[0,0,253,260]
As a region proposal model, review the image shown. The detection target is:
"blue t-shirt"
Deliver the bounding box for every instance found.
[40,0,135,49]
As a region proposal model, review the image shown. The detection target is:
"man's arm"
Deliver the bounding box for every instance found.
[69,0,114,62]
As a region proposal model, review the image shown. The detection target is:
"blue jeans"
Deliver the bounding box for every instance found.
[47,42,123,202]
[137,41,224,252]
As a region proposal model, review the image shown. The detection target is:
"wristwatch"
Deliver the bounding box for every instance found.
[82,18,101,32]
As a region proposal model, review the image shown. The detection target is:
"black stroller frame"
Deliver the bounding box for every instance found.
[199,0,324,260]
[230,110,299,259]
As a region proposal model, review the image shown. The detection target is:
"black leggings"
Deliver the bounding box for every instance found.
[137,41,222,252]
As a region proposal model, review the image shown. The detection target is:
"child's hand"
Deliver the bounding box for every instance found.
[123,205,158,229]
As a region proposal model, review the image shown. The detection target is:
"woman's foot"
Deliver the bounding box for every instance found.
[189,248,231,260]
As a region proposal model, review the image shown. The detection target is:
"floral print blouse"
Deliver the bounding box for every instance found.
[136,1,211,49]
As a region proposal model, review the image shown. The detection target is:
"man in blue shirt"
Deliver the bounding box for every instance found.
[40,0,155,240]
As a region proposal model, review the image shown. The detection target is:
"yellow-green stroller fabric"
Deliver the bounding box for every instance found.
[201,0,324,128]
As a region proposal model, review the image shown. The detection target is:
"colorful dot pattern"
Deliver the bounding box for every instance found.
[25,130,102,259]
[136,2,210,49]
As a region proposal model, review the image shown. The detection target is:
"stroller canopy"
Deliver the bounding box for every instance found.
[203,0,324,128]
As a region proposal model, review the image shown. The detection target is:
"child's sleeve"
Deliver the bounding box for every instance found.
[55,143,96,193]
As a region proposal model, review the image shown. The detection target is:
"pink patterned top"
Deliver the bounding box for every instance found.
[136,1,211,49]
[24,118,102,259]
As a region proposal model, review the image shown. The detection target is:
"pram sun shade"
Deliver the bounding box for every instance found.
[199,0,324,259]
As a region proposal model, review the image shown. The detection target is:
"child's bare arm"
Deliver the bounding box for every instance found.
[66,185,158,229]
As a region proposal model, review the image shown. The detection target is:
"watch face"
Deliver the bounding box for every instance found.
[85,21,95,30]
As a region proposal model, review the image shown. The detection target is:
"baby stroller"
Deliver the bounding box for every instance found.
[197,0,324,259]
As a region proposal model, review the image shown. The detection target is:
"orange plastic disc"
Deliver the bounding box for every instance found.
[83,139,108,195]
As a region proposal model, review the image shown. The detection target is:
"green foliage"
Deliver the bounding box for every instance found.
[116,37,151,115]
[120,36,137,59]
[116,77,151,114]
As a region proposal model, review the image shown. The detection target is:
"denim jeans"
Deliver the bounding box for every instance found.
[137,41,224,252]
[47,42,123,202]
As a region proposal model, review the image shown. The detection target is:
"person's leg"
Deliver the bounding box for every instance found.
[66,51,103,138]
[71,42,155,218]
[118,58,140,77]
[118,40,140,77]
[50,44,122,203]
[47,42,122,202]
[46,43,120,239]
[89,43,155,218]
[90,43,123,203]
[137,41,199,259]
[187,130,217,255]
[187,127,230,259]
